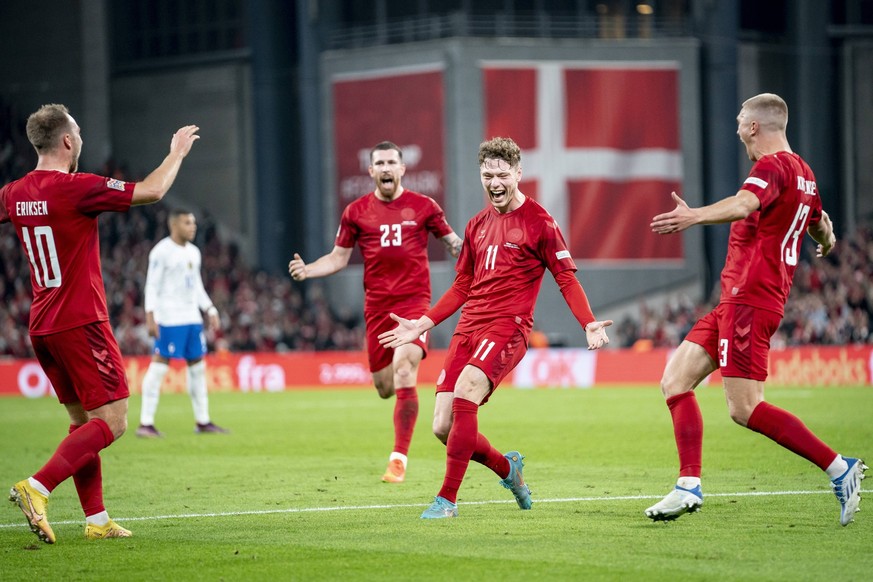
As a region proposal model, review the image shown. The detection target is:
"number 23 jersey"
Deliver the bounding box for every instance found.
[454,196,577,336]
[0,171,134,335]
[721,151,823,316]
[336,190,453,314]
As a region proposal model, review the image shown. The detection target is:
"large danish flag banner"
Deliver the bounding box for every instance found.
[483,63,684,262]
[332,66,447,261]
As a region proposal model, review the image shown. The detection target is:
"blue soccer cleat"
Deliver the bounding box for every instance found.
[500,451,532,510]
[832,457,867,526]
[421,496,458,519]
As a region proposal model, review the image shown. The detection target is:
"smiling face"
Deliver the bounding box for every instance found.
[369,148,406,200]
[480,157,522,213]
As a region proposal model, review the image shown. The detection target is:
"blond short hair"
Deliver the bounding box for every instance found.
[741,93,788,132]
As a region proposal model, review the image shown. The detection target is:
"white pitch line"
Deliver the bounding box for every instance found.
[1,488,869,530]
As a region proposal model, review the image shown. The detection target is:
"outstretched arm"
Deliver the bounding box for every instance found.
[378,272,472,349]
[289,246,353,281]
[554,270,613,350]
[651,190,760,234]
[131,125,200,206]
[807,210,836,257]
[378,313,436,349]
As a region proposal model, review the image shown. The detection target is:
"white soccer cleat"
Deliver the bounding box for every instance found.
[832,457,867,526]
[645,484,703,521]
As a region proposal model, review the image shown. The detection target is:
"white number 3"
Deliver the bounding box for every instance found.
[718,338,729,367]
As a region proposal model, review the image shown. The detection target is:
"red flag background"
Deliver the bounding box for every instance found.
[483,64,684,262]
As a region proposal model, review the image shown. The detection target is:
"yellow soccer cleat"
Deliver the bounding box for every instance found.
[382,459,406,483]
[85,519,132,540]
[9,479,55,544]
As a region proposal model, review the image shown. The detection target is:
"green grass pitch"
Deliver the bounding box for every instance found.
[1,384,871,580]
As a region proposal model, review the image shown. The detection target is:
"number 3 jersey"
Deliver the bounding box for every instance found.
[454,196,577,337]
[721,151,823,316]
[0,171,134,335]
[335,190,453,314]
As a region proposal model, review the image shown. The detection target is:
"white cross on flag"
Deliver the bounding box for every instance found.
[483,62,684,262]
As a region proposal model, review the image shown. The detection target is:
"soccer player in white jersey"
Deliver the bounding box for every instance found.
[136,208,228,437]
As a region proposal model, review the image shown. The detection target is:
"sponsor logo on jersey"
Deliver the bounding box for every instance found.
[107,178,126,191]
[401,220,418,226]
[556,250,571,260]
[503,242,520,250]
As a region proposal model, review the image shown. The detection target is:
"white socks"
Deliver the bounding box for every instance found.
[825,455,849,480]
[677,476,701,490]
[28,477,50,497]
[187,360,210,425]
[140,362,169,426]
[86,510,110,526]
[389,452,408,468]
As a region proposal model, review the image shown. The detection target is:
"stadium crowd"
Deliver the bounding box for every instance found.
[1,99,870,357]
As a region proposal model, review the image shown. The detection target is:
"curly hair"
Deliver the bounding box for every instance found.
[478,136,521,167]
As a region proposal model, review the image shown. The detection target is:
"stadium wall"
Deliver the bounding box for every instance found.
[2,346,870,399]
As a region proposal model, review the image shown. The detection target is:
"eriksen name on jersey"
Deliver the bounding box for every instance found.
[16,200,48,216]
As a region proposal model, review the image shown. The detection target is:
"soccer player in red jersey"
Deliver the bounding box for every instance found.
[288,141,462,483]
[1,104,200,542]
[379,137,613,518]
[645,93,866,526]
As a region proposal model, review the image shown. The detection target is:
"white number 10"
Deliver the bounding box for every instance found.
[22,226,62,288]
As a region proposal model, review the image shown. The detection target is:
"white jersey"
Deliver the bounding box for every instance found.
[144,237,213,326]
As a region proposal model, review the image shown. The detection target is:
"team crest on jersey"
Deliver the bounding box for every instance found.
[106,178,126,191]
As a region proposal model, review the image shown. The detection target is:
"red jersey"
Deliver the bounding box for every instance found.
[454,196,576,336]
[720,151,823,315]
[335,189,453,314]
[0,171,135,335]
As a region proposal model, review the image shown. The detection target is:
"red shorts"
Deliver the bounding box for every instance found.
[685,303,781,381]
[436,321,528,405]
[365,309,428,373]
[31,321,130,411]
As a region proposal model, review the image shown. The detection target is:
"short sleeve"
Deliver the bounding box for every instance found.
[334,203,359,249]
[73,173,134,215]
[425,198,454,239]
[741,157,784,210]
[0,185,9,223]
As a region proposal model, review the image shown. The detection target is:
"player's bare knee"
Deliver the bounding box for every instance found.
[374,382,394,399]
[432,418,451,443]
[728,406,752,427]
[659,375,682,398]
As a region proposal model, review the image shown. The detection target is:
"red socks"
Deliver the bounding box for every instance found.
[438,398,480,503]
[471,433,510,479]
[746,401,838,470]
[438,398,511,503]
[392,388,419,456]
[33,418,114,493]
[666,391,703,477]
[67,424,106,516]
